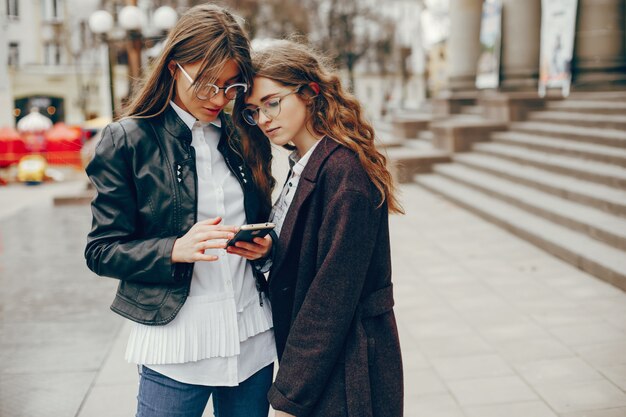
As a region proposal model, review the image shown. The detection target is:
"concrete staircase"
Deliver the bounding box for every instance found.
[414,95,626,290]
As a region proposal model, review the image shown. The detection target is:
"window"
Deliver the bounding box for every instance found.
[8,42,19,67]
[44,43,61,65]
[6,0,19,18]
[41,0,63,21]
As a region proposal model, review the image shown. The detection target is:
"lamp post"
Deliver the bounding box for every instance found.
[118,5,143,96]
[88,5,177,117]
[88,10,115,119]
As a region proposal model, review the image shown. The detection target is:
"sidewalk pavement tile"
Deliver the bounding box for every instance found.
[548,323,626,347]
[0,372,94,417]
[575,341,626,367]
[599,365,626,391]
[464,401,559,417]
[495,337,574,364]
[415,334,494,359]
[404,368,449,397]
[406,394,465,417]
[446,375,538,406]
[534,380,626,413]
[561,408,626,417]
[514,357,605,386]
[430,353,513,381]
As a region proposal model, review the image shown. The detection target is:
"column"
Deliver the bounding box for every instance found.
[499,0,541,90]
[573,0,626,88]
[447,0,483,91]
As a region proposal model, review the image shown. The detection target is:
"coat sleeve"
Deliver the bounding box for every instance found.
[84,124,189,285]
[268,189,380,416]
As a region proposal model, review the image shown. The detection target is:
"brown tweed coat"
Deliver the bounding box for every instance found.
[267,137,403,417]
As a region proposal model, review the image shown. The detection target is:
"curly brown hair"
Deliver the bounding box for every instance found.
[234,40,403,214]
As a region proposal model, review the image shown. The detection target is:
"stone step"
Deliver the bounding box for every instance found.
[473,143,626,189]
[460,105,483,116]
[453,153,626,217]
[374,123,405,148]
[568,91,626,101]
[511,121,626,149]
[433,163,626,250]
[413,174,626,291]
[386,146,451,183]
[403,138,436,151]
[417,130,435,142]
[546,100,626,115]
[527,111,626,130]
[491,131,626,166]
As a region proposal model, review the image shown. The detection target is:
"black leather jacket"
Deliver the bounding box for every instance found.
[85,106,270,325]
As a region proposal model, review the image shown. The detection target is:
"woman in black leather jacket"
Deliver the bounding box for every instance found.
[84,5,276,417]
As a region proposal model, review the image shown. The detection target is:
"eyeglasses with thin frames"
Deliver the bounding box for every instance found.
[175,62,248,101]
[241,86,302,126]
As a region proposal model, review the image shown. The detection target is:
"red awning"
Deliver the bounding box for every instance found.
[44,123,84,166]
[0,126,27,167]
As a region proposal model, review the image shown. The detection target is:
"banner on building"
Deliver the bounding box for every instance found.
[539,0,578,97]
[476,0,503,89]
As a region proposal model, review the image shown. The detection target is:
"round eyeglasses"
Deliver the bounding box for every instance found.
[241,86,302,126]
[176,62,248,101]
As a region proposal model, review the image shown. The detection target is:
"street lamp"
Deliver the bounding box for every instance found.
[118,5,143,95]
[88,10,115,119]
[88,5,177,117]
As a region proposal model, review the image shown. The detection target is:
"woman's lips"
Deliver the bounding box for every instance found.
[203,107,221,115]
[266,127,280,137]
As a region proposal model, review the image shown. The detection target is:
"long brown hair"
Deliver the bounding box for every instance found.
[234,40,403,214]
[123,4,273,206]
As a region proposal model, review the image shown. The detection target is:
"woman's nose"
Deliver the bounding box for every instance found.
[258,110,271,125]
[210,90,229,107]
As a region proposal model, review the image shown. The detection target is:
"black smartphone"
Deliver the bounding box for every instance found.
[226,223,275,247]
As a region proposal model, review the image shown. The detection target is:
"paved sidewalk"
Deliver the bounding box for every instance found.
[395,184,626,417]
[1,182,626,416]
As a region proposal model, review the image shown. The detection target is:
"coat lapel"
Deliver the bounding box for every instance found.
[271,137,341,277]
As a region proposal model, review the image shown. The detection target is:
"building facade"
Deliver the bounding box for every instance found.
[444,0,626,93]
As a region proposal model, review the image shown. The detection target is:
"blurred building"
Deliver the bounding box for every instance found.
[352,0,427,119]
[386,0,626,290]
[0,0,179,128]
[0,0,106,127]
[434,0,626,95]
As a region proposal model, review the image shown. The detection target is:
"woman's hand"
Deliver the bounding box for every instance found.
[171,217,236,263]
[226,234,272,260]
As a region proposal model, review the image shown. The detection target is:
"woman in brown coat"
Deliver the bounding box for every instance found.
[231,40,404,417]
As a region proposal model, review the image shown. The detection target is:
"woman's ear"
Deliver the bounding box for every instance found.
[167,60,177,77]
[308,82,320,95]
[300,82,320,99]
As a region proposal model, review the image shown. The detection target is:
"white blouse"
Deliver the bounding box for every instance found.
[124,102,276,386]
[270,140,320,237]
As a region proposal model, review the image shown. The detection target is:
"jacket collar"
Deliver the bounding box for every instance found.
[271,136,341,277]
[299,136,340,182]
[161,104,192,145]
[169,100,222,131]
[160,105,240,155]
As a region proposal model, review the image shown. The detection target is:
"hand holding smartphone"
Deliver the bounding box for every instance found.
[226,223,275,247]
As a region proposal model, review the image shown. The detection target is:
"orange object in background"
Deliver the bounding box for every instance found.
[44,123,84,167]
[0,126,28,167]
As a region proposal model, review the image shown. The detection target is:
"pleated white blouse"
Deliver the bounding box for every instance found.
[124,102,276,386]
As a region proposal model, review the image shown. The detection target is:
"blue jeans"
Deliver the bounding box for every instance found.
[136,364,274,417]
